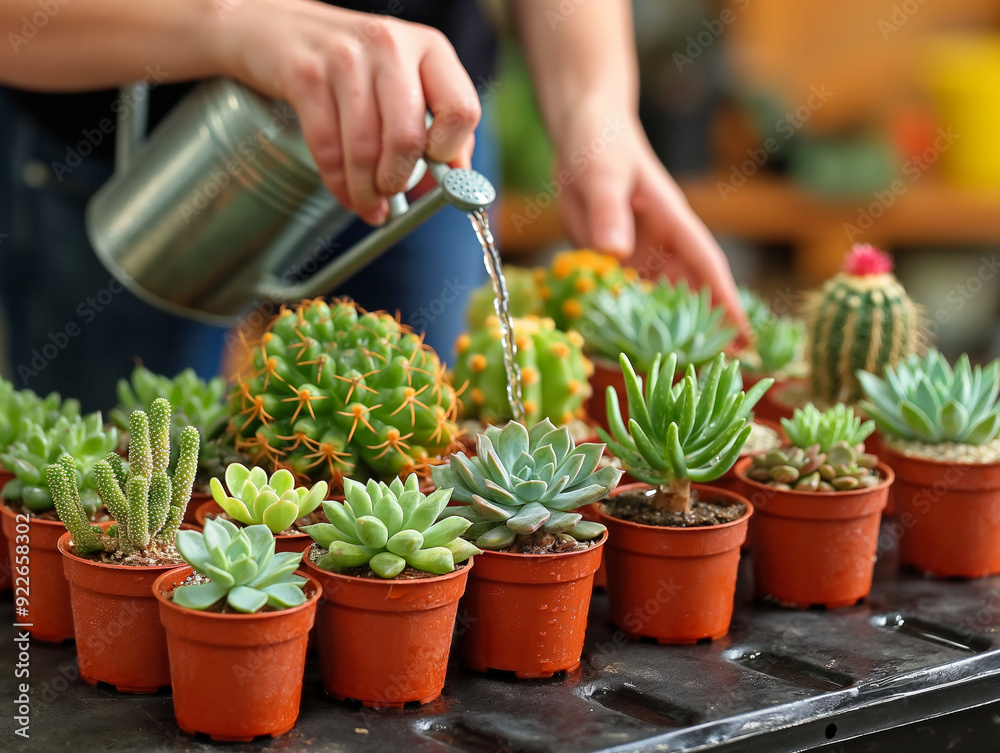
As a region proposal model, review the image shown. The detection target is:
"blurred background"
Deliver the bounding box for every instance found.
[492,0,1000,361]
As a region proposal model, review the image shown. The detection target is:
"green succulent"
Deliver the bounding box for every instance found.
[1,412,118,513]
[46,398,199,555]
[857,349,1000,445]
[431,419,621,551]
[746,441,880,492]
[599,352,773,514]
[303,474,481,578]
[580,279,737,373]
[781,403,875,453]
[173,517,309,613]
[1,378,80,450]
[739,289,805,375]
[209,463,327,534]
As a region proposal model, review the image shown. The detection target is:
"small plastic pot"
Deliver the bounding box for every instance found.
[881,446,1000,578]
[595,483,751,644]
[196,500,311,554]
[458,531,606,679]
[154,566,320,741]
[0,503,75,642]
[58,531,178,693]
[585,357,631,435]
[184,491,212,525]
[303,551,470,708]
[735,458,893,607]
[707,418,786,499]
[0,470,16,592]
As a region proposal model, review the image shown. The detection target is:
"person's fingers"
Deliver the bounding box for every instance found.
[330,47,388,224]
[573,162,635,259]
[419,29,481,166]
[373,61,427,196]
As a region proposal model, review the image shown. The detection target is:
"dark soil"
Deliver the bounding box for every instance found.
[496,530,596,555]
[308,544,469,580]
[602,488,746,528]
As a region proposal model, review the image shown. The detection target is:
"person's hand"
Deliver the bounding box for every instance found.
[218,0,481,225]
[553,100,750,342]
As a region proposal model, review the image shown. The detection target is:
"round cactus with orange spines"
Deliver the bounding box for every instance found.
[228,298,460,491]
[541,249,634,330]
[452,315,592,427]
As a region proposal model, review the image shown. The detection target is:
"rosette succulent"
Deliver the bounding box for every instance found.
[780,402,875,453]
[209,463,328,534]
[580,279,737,373]
[599,353,772,513]
[431,419,622,551]
[111,366,228,438]
[172,517,309,613]
[1,378,80,450]
[739,288,805,376]
[857,349,1000,445]
[1,412,118,513]
[304,474,480,578]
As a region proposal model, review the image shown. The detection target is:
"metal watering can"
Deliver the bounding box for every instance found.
[86,78,496,324]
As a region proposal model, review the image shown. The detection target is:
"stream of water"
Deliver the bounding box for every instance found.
[468,208,525,424]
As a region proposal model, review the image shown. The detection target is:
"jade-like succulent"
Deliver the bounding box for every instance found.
[111,365,228,439]
[304,474,480,577]
[803,244,926,404]
[431,419,621,551]
[229,298,460,490]
[780,402,875,453]
[454,315,592,427]
[746,441,880,492]
[857,349,1000,445]
[210,463,327,534]
[600,353,773,514]
[465,266,545,330]
[173,517,309,613]
[541,249,633,330]
[46,398,200,555]
[580,279,738,373]
[739,288,805,376]
[1,378,80,450]
[1,413,118,513]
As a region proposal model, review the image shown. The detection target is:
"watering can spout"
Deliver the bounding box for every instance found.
[86,77,496,325]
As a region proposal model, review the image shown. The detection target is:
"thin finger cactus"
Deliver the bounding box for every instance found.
[47,398,200,556]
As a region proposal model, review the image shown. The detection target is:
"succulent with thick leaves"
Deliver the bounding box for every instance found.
[173,517,308,613]
[454,315,591,427]
[431,419,621,551]
[304,474,480,577]
[111,366,228,440]
[466,266,544,330]
[541,250,633,330]
[857,349,1000,445]
[229,298,460,491]
[781,403,875,453]
[46,398,200,555]
[599,353,773,514]
[738,289,805,376]
[1,378,80,450]
[746,441,880,492]
[1,412,118,513]
[210,463,327,534]
[580,279,737,373]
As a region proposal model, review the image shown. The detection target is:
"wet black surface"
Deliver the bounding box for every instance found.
[3,523,1000,752]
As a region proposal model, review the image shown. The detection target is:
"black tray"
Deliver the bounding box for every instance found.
[4,522,1000,753]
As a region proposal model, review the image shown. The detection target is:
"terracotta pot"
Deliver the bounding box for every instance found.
[881,446,1000,578]
[154,566,320,741]
[0,470,13,592]
[595,483,751,644]
[581,503,607,590]
[0,503,75,642]
[735,458,893,608]
[585,356,630,435]
[303,551,470,707]
[196,500,310,554]
[708,418,786,499]
[458,532,605,678]
[863,428,893,515]
[185,491,212,525]
[58,532,178,693]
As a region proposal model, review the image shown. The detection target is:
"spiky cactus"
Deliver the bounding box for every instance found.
[454,315,592,427]
[432,419,621,551]
[803,244,926,404]
[210,463,327,534]
[1,413,118,513]
[229,298,460,491]
[600,353,772,514]
[581,279,738,373]
[304,474,481,577]
[541,250,634,330]
[46,398,200,555]
[466,266,545,330]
